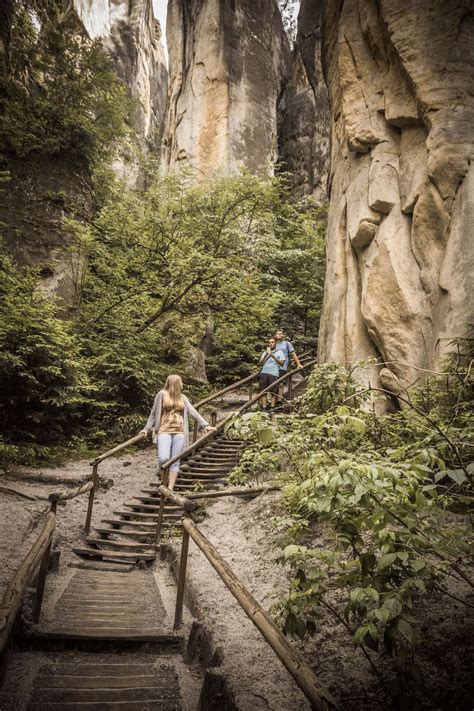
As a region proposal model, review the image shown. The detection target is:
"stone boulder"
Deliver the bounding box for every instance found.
[318,0,474,395]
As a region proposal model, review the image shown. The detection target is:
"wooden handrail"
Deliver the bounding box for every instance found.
[173,518,337,710]
[194,349,314,411]
[39,480,94,503]
[90,432,146,466]
[158,485,197,512]
[161,359,317,471]
[194,372,258,409]
[88,350,315,468]
[0,509,56,654]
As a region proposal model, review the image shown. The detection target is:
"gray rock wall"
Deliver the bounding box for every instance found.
[318,0,474,393]
[277,0,330,202]
[164,0,291,176]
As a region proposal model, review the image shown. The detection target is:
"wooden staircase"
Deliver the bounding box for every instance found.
[72,359,314,565]
[72,435,245,564]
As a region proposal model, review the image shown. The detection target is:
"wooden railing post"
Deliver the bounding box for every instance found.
[248,383,253,401]
[192,420,198,443]
[84,463,98,535]
[288,372,293,412]
[210,411,217,427]
[32,501,56,624]
[154,468,169,549]
[173,526,190,630]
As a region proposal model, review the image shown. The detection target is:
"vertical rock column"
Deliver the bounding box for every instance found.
[106,0,168,152]
[277,0,330,202]
[318,0,474,393]
[164,0,291,176]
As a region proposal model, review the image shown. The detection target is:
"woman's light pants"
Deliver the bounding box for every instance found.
[157,433,185,472]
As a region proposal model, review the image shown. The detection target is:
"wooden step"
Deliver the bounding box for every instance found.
[114,509,162,519]
[86,537,155,551]
[181,468,231,476]
[30,686,176,704]
[103,518,180,529]
[182,464,234,472]
[112,506,187,523]
[73,548,155,562]
[95,528,155,540]
[189,455,238,462]
[123,502,163,512]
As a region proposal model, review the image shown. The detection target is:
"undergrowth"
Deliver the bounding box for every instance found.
[226,349,473,700]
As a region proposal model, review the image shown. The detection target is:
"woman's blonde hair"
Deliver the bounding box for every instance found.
[162,374,185,409]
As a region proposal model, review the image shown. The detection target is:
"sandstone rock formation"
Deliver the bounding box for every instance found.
[318,0,474,394]
[164,0,291,177]
[278,0,330,202]
[71,0,168,153]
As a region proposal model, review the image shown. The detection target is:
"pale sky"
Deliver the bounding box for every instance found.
[152,0,168,61]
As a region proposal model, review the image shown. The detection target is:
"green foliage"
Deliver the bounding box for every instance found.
[226,359,473,664]
[265,200,327,343]
[75,170,324,408]
[0,0,132,165]
[0,170,326,460]
[0,247,92,452]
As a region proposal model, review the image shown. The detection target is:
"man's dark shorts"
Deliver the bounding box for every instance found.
[259,372,278,394]
[278,368,288,381]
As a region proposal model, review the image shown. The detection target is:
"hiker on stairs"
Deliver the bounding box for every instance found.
[140,374,215,490]
[259,337,284,411]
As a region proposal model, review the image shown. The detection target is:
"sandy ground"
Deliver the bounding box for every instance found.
[1,404,473,710]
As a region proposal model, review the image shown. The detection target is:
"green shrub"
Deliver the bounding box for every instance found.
[0,0,132,164]
[225,359,473,664]
[0,248,92,448]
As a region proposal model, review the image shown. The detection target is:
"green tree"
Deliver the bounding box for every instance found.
[0,247,91,452]
[0,0,132,166]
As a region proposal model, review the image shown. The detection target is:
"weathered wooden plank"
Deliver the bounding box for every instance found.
[34,675,164,689]
[0,510,56,653]
[37,663,158,676]
[28,701,181,710]
[86,538,154,551]
[72,548,154,561]
[33,686,175,702]
[33,629,174,641]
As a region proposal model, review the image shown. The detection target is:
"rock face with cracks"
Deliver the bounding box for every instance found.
[72,0,168,159]
[164,0,291,177]
[318,0,474,393]
[277,0,330,202]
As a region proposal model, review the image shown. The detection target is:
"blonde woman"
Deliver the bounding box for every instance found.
[139,375,214,490]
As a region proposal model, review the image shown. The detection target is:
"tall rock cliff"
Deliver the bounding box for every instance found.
[71,0,168,154]
[0,0,167,303]
[318,0,474,393]
[164,0,291,176]
[277,0,330,201]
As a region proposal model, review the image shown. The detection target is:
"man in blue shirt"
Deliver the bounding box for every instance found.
[259,337,284,410]
[275,329,302,407]
[275,329,302,376]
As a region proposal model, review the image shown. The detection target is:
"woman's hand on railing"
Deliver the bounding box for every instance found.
[205,426,217,433]
[138,430,148,436]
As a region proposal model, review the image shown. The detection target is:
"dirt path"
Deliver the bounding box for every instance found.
[2,432,472,710]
